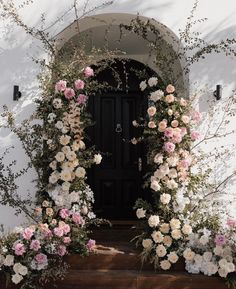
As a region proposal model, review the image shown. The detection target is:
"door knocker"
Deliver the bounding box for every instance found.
[115,123,122,133]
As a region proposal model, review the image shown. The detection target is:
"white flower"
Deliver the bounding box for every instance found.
[166,179,178,189]
[160,259,171,270]
[166,155,179,167]
[160,223,170,234]
[12,274,23,284]
[183,248,195,261]
[171,229,182,240]
[4,255,14,266]
[151,231,164,243]
[140,81,147,91]
[148,77,158,87]
[194,254,203,265]
[55,121,64,130]
[62,182,71,191]
[154,153,163,164]
[160,193,171,205]
[136,208,146,219]
[199,235,209,246]
[75,167,86,178]
[132,120,138,127]
[213,246,223,256]
[13,226,24,234]
[156,244,167,257]
[206,262,218,276]
[53,98,62,109]
[218,258,228,269]
[60,135,71,146]
[218,268,228,278]
[62,146,71,155]
[62,127,69,134]
[148,215,160,227]
[49,160,57,170]
[49,173,59,184]
[142,239,153,249]
[226,262,235,273]
[163,235,172,247]
[168,168,177,179]
[182,224,192,235]
[47,113,56,123]
[159,163,169,175]
[150,180,161,191]
[66,151,77,161]
[60,169,72,182]
[69,191,80,203]
[150,90,164,102]
[79,140,86,150]
[170,218,181,230]
[0,255,5,266]
[154,169,165,179]
[222,246,232,258]
[94,154,102,164]
[13,263,28,276]
[203,252,213,262]
[168,252,179,264]
[55,152,65,162]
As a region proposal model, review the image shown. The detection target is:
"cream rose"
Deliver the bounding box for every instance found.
[60,169,72,182]
[55,152,65,162]
[75,167,86,178]
[168,252,179,264]
[160,223,170,234]
[148,121,156,129]
[158,120,167,132]
[166,84,175,93]
[163,235,172,247]
[171,120,179,128]
[181,115,190,124]
[60,135,71,146]
[171,229,182,240]
[62,146,71,155]
[150,180,161,191]
[151,231,164,243]
[94,154,102,164]
[156,244,167,257]
[136,208,146,219]
[170,218,181,230]
[4,255,14,266]
[165,94,175,103]
[12,274,23,285]
[183,248,195,261]
[66,151,77,161]
[160,260,171,270]
[160,193,171,205]
[182,224,192,235]
[148,215,160,227]
[142,239,153,249]
[154,153,163,164]
[147,106,157,117]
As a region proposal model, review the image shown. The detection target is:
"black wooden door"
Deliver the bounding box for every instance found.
[87,91,146,219]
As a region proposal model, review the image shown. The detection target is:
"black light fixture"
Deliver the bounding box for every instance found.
[13,85,22,101]
[213,84,222,100]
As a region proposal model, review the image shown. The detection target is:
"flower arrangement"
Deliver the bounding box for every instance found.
[133,77,236,283]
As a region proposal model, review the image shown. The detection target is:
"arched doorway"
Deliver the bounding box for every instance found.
[87,59,155,220]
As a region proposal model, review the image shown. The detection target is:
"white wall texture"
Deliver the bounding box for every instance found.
[0,0,236,229]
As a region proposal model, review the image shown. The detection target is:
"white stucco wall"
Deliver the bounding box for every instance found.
[0,0,236,229]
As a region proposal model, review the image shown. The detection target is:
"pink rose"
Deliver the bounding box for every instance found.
[54,227,64,237]
[64,88,75,100]
[74,79,85,90]
[86,239,96,251]
[42,228,53,238]
[22,227,34,240]
[181,115,190,124]
[172,132,182,144]
[178,159,191,169]
[158,120,167,132]
[165,94,175,103]
[166,84,175,93]
[55,80,67,92]
[30,240,41,251]
[14,243,26,256]
[59,209,71,219]
[171,120,179,128]
[62,224,71,235]
[72,213,83,225]
[76,94,88,105]
[164,142,175,153]
[84,67,94,78]
[35,253,48,265]
[214,235,226,246]
[63,237,71,244]
[191,110,202,122]
[180,98,187,106]
[190,131,200,141]
[164,127,174,138]
[227,218,236,227]
[148,121,156,129]
[147,106,156,117]
[180,127,187,137]
[57,245,67,256]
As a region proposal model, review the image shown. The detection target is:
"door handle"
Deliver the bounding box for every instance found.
[115,123,122,133]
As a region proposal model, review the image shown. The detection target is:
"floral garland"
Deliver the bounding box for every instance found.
[134,77,236,282]
[0,66,101,287]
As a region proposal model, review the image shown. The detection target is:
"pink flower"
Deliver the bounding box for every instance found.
[72,213,83,225]
[84,67,94,78]
[74,79,85,90]
[77,94,88,105]
[178,159,191,169]
[164,142,175,153]
[63,237,71,244]
[190,131,200,141]
[148,121,156,129]
[172,133,182,144]
[166,84,175,94]
[22,227,34,240]
[42,228,53,238]
[59,209,71,219]
[227,218,236,227]
[180,127,187,137]
[35,253,48,265]
[62,224,71,235]
[57,245,67,256]
[14,243,26,256]
[191,110,202,122]
[164,127,174,138]
[214,234,226,246]
[54,227,64,237]
[30,240,41,251]
[64,88,75,100]
[55,80,67,92]
[86,239,96,251]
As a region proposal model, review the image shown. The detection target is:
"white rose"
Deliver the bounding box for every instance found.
[62,182,71,191]
[75,167,86,178]
[219,258,228,268]
[66,151,77,161]
[194,254,203,265]
[168,252,179,264]
[60,169,72,182]
[60,135,71,146]
[160,260,171,270]
[226,262,235,273]
[142,239,153,249]
[207,262,218,275]
[156,244,167,257]
[12,274,23,285]
[166,155,179,167]
[160,223,170,234]
[72,142,80,151]
[213,246,223,256]
[150,180,161,191]
[94,154,102,164]
[148,77,158,87]
[49,160,57,170]
[79,140,86,150]
[148,215,160,228]
[49,172,59,184]
[199,235,209,245]
[136,208,146,219]
[62,127,69,134]
[222,246,232,258]
[203,252,213,262]
[150,90,164,102]
[151,231,164,243]
[13,263,28,276]
[154,153,163,164]
[166,179,178,190]
[140,80,147,91]
[171,229,182,240]
[183,248,195,261]
[218,268,228,278]
[55,121,64,130]
[168,168,177,179]
[62,146,71,155]
[160,193,171,205]
[69,191,80,203]
[163,235,172,247]
[159,163,169,175]
[55,152,65,162]
[154,169,165,179]
[182,224,192,235]
[170,218,181,230]
[4,255,14,267]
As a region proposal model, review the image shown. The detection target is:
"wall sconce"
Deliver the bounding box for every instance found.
[213,84,222,100]
[13,85,22,101]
